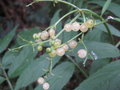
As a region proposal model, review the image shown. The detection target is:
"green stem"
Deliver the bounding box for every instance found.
[115,41,120,47]
[66,55,88,78]
[0,64,13,90]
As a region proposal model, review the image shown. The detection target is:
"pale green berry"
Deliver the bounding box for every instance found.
[64,24,72,32]
[56,48,65,56]
[62,44,69,51]
[49,50,56,57]
[46,48,52,53]
[85,19,94,28]
[48,29,55,39]
[54,39,61,47]
[37,46,43,51]
[33,33,38,39]
[43,82,50,90]
[72,22,81,31]
[40,31,49,40]
[68,40,77,48]
[79,24,88,32]
[78,49,87,58]
[37,77,45,84]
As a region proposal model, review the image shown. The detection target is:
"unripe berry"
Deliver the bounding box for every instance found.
[85,19,94,28]
[54,39,61,47]
[43,82,50,90]
[40,31,49,40]
[56,48,65,56]
[37,46,43,51]
[64,24,72,32]
[33,33,38,39]
[78,49,87,58]
[79,24,88,32]
[37,77,45,84]
[62,44,69,51]
[72,22,81,31]
[48,29,55,39]
[49,50,56,57]
[68,40,77,48]
[46,48,52,53]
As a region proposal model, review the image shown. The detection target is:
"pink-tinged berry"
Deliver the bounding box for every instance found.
[56,48,65,56]
[79,24,88,32]
[49,50,56,57]
[43,82,50,90]
[40,31,49,40]
[62,44,69,51]
[37,77,45,84]
[64,24,72,32]
[85,19,94,28]
[72,22,81,31]
[78,49,87,58]
[37,46,43,51]
[48,29,55,39]
[68,40,77,48]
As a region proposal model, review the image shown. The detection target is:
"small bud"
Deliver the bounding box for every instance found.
[56,48,65,56]
[78,49,87,58]
[41,31,49,40]
[62,44,69,51]
[37,77,45,84]
[85,19,94,28]
[49,50,56,57]
[68,40,77,48]
[79,24,88,32]
[72,22,81,31]
[48,29,55,39]
[43,82,50,90]
[37,46,43,51]
[64,24,72,32]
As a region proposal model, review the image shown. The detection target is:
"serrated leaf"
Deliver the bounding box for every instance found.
[0,26,17,53]
[75,60,120,90]
[35,62,75,90]
[8,46,37,78]
[15,54,61,90]
[101,0,112,15]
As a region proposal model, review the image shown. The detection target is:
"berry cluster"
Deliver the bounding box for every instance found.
[37,77,50,90]
[64,19,94,32]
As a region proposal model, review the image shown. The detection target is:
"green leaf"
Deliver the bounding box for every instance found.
[8,46,37,78]
[75,60,120,90]
[0,76,5,84]
[89,1,120,17]
[35,62,75,90]
[15,54,61,90]
[16,28,40,45]
[0,26,17,53]
[101,0,112,15]
[113,18,120,22]
[67,41,120,59]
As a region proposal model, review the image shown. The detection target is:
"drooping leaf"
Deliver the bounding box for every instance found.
[0,26,17,53]
[35,62,75,90]
[101,0,112,15]
[75,60,120,90]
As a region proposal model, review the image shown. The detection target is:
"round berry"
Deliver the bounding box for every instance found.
[37,77,45,84]
[72,22,81,31]
[77,49,87,58]
[54,39,61,47]
[40,31,49,40]
[79,24,88,32]
[49,50,56,57]
[68,40,77,48]
[43,82,50,90]
[37,46,43,51]
[46,48,52,53]
[62,44,69,51]
[48,29,55,39]
[85,19,94,28]
[56,48,65,56]
[33,33,38,39]
[64,24,72,32]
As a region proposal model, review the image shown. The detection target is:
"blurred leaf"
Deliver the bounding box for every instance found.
[113,18,120,22]
[101,0,111,15]
[89,1,120,17]
[0,26,17,53]
[89,59,109,75]
[15,54,61,90]
[67,41,120,59]
[35,62,75,90]
[75,60,120,90]
[8,46,37,78]
[0,76,5,84]
[17,28,40,45]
